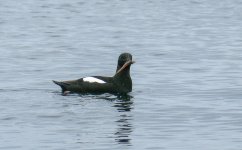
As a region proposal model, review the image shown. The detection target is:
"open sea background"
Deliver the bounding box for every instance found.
[1,0,242,149]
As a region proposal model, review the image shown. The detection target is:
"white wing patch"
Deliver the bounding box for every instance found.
[83,77,106,84]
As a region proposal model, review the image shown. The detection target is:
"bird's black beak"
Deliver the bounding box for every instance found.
[116,60,135,75]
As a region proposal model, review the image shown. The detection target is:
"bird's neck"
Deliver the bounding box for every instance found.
[116,65,121,73]
[114,65,132,93]
[115,65,131,76]
[114,66,131,85]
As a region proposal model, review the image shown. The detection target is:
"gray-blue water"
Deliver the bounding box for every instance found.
[1,0,242,149]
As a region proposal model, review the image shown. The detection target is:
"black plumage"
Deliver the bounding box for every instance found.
[53,53,135,95]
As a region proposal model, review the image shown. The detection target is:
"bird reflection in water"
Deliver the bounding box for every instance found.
[113,94,133,146]
[78,93,134,146]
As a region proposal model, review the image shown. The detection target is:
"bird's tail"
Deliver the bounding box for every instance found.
[53,80,69,93]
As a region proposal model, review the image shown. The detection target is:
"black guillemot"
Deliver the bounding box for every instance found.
[53,53,135,95]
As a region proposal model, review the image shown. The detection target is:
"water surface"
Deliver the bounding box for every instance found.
[1,0,242,149]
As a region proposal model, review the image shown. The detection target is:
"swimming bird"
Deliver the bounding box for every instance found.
[53,53,135,95]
